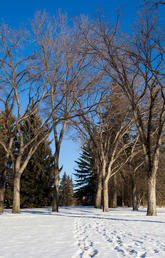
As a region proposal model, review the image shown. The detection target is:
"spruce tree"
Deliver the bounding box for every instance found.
[59,172,74,206]
[74,145,97,205]
[20,141,54,208]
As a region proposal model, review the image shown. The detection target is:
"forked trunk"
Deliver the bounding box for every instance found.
[12,173,21,214]
[95,172,102,208]
[103,179,109,212]
[147,174,157,216]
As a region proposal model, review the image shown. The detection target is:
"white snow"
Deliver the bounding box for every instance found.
[1,206,165,258]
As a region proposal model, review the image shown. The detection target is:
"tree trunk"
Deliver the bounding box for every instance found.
[0,157,8,214]
[147,174,157,216]
[52,150,59,212]
[52,186,59,211]
[112,175,117,208]
[95,172,102,208]
[0,177,5,214]
[103,179,109,212]
[146,153,159,216]
[12,173,21,214]
[52,172,59,212]
[132,175,138,211]
[121,182,125,207]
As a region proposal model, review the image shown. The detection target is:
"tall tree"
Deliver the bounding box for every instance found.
[0,23,54,213]
[32,12,103,212]
[80,10,165,215]
[72,84,135,212]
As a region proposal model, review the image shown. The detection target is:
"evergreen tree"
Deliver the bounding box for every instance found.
[74,145,97,205]
[0,110,15,213]
[20,141,54,208]
[59,172,74,206]
[20,113,54,208]
[4,112,54,208]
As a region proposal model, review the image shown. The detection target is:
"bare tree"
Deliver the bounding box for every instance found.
[32,12,103,212]
[128,14,165,215]
[72,83,135,212]
[0,24,55,213]
[144,0,165,6]
[82,11,165,215]
[123,140,145,211]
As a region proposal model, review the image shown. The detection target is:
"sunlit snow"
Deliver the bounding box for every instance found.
[1,206,165,257]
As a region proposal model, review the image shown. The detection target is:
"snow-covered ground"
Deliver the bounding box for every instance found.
[1,206,165,258]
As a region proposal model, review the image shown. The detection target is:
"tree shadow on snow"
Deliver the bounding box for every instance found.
[6,207,165,225]
[53,209,165,224]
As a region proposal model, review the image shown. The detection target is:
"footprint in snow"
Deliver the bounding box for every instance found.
[73,218,98,258]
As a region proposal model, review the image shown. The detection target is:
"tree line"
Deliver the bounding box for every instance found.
[0,2,165,216]
[74,143,165,209]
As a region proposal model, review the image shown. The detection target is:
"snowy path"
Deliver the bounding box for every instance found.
[71,207,165,258]
[0,207,165,257]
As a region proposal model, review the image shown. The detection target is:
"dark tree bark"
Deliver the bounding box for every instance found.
[95,171,102,208]
[52,147,60,212]
[0,168,6,214]
[132,175,138,211]
[112,175,117,208]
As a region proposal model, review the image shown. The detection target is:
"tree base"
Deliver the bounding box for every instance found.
[52,206,59,212]
[147,210,157,216]
[12,210,21,214]
[0,204,4,214]
[103,208,109,212]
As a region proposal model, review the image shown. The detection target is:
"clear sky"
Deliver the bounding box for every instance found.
[1,0,164,181]
[0,0,140,31]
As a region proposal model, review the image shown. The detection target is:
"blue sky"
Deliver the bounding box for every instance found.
[0,0,139,30]
[1,0,164,181]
